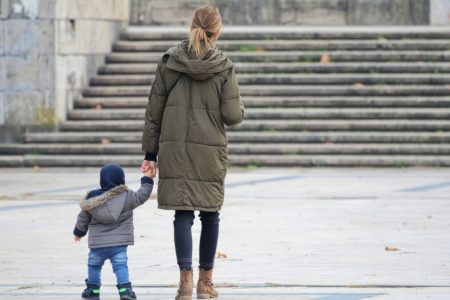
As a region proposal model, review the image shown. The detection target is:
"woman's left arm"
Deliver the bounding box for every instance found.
[220,67,245,126]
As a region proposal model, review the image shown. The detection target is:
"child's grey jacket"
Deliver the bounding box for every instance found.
[74,179,153,249]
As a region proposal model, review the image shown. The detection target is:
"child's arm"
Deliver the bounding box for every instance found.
[73,210,91,240]
[124,173,154,210]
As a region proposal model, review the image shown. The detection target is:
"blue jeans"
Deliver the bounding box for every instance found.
[87,246,129,286]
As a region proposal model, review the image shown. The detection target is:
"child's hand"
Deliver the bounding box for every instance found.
[74,236,81,242]
[143,163,156,178]
[142,160,157,178]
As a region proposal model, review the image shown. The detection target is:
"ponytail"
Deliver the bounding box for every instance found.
[189,5,222,59]
[189,27,212,59]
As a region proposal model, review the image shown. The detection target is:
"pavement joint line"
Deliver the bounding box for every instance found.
[226,174,303,188]
[4,174,302,197]
[0,201,74,212]
[2,283,450,288]
[0,192,447,211]
[30,180,142,195]
[0,292,386,299]
[396,181,450,193]
[0,175,303,211]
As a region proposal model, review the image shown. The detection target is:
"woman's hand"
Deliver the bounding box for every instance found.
[141,160,157,178]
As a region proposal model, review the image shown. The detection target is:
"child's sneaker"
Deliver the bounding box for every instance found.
[117,282,137,300]
[81,279,100,300]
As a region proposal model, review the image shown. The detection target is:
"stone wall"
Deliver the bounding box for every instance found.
[0,0,129,141]
[129,0,450,26]
[431,0,450,24]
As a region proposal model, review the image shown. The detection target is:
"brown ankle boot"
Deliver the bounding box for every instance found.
[197,268,219,299]
[175,269,193,300]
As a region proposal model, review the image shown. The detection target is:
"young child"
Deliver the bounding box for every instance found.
[73,163,154,300]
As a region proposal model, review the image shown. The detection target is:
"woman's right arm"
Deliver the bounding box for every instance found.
[142,60,168,169]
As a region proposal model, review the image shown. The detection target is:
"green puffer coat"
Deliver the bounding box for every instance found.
[142,40,245,212]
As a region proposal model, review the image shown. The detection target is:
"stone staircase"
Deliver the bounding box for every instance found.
[2,26,450,167]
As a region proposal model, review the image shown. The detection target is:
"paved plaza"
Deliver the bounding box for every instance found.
[0,167,449,299]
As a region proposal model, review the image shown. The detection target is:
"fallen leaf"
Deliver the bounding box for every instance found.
[217,251,228,259]
[32,165,41,172]
[100,138,111,144]
[352,82,365,89]
[320,53,331,64]
[385,246,399,252]
[95,104,103,110]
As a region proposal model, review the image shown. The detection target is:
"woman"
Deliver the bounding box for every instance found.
[140,5,244,300]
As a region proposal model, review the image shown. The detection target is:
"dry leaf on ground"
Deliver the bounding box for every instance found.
[385,246,399,252]
[100,138,111,144]
[320,53,331,64]
[217,251,228,259]
[352,82,365,89]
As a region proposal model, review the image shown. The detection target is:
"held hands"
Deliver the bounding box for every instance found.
[141,160,157,178]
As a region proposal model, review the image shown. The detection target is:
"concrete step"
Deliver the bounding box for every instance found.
[105,51,450,63]
[227,154,450,167]
[90,74,450,86]
[4,143,450,156]
[82,85,450,98]
[67,107,450,121]
[122,26,450,41]
[2,154,450,167]
[24,131,450,144]
[98,62,450,75]
[74,96,450,109]
[60,119,450,132]
[112,39,450,52]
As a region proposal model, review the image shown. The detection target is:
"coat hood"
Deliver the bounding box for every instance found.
[165,40,233,81]
[86,163,125,199]
[80,185,128,224]
[100,163,125,190]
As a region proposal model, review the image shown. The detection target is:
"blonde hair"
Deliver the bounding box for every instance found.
[189,5,222,58]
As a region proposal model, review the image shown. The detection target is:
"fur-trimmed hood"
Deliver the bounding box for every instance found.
[80,185,128,211]
[79,184,129,225]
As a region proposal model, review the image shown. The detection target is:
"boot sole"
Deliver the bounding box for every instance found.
[176,296,193,300]
[197,295,218,299]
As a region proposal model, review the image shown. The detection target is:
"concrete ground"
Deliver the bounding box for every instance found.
[0,167,449,299]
